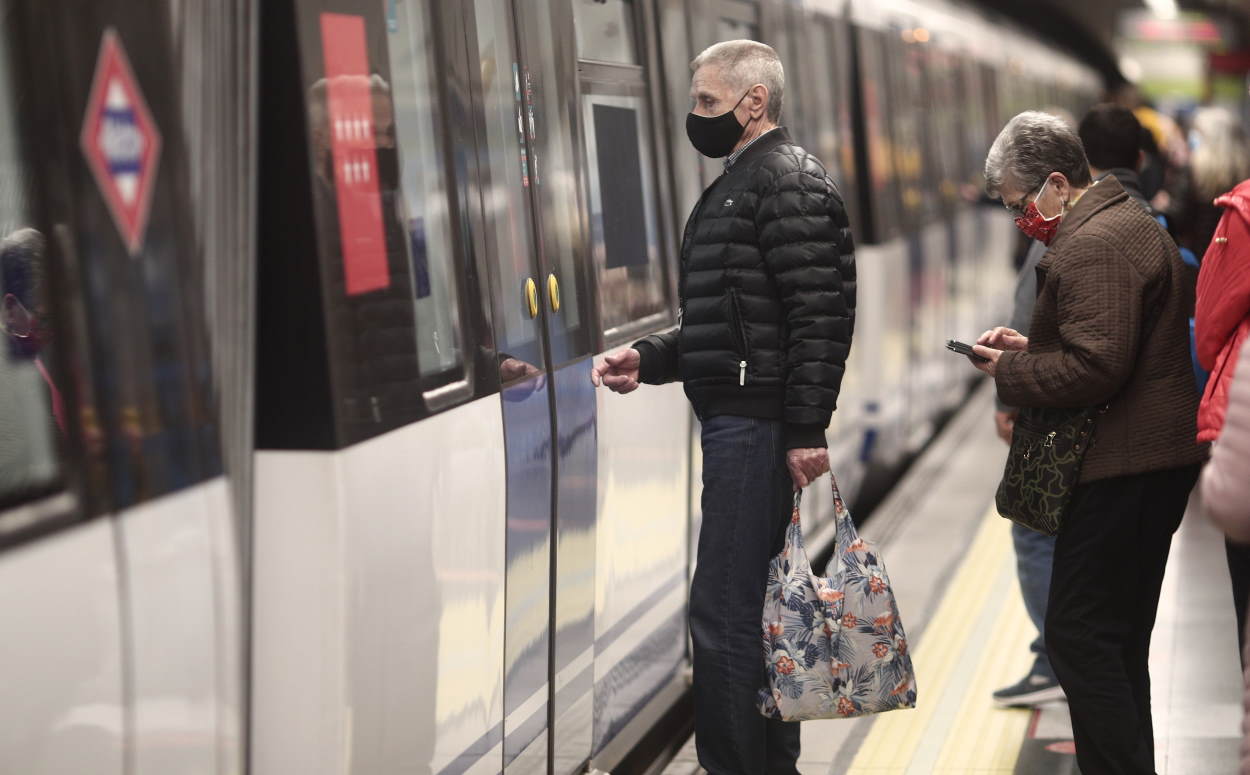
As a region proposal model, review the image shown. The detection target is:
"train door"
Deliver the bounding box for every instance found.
[461,2,599,772]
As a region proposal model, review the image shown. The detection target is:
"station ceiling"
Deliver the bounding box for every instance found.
[980,0,1248,87]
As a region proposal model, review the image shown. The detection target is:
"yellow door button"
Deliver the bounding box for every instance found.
[524,278,538,319]
[548,274,561,313]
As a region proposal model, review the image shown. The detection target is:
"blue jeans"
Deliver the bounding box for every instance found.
[1012,522,1056,680]
[692,415,802,775]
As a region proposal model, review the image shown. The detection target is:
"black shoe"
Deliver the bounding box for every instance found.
[991,673,1065,707]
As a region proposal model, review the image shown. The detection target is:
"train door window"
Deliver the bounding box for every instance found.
[857,27,900,242]
[387,0,465,381]
[0,46,60,514]
[657,0,701,218]
[572,2,669,342]
[573,0,639,65]
[513,0,595,365]
[469,0,545,368]
[802,15,842,184]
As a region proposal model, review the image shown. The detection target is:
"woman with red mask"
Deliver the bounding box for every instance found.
[965,111,1204,775]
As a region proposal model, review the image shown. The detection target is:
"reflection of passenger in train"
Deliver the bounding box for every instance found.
[973,111,1203,774]
[593,40,857,775]
[0,227,62,432]
[0,227,61,495]
[308,74,399,192]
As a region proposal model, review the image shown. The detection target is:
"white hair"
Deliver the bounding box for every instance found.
[691,40,784,122]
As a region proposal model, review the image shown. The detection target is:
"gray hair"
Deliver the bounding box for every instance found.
[691,40,784,122]
[985,111,1091,197]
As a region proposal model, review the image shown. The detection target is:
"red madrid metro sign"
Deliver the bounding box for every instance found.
[80,29,162,255]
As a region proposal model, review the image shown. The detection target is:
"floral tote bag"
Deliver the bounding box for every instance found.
[758,476,917,722]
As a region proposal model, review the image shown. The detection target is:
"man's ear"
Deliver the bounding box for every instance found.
[749,83,769,119]
[1,293,32,337]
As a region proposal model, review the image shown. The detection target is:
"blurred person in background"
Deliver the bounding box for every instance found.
[1194,172,1250,660]
[1080,104,1152,212]
[1162,107,1250,262]
[972,110,1203,774]
[1201,339,1250,775]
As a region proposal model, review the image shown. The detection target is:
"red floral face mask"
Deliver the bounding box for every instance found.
[1013,178,1063,246]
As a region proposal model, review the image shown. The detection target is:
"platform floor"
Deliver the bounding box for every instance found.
[662,382,1243,774]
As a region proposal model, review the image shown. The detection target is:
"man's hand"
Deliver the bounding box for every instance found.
[977,326,1028,352]
[787,447,830,490]
[591,348,642,394]
[994,410,1016,444]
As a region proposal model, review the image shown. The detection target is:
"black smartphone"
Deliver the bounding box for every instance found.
[946,339,990,363]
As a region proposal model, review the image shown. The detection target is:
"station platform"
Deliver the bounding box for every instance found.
[662,382,1243,775]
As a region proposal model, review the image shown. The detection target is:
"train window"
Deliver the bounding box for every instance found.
[579,80,666,338]
[470,0,543,365]
[387,0,464,379]
[0,42,60,509]
[857,27,901,242]
[573,0,639,66]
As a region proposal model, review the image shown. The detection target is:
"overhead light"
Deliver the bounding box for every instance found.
[913,27,931,43]
[1143,0,1178,20]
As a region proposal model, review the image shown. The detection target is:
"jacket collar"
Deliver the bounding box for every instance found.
[1215,179,1250,224]
[727,126,792,171]
[1100,169,1148,210]
[1048,175,1129,252]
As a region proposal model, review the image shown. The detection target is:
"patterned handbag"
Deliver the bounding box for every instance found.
[758,476,917,722]
[994,405,1100,536]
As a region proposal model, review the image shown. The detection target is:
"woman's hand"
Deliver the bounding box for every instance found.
[970,345,1001,377]
[977,326,1028,352]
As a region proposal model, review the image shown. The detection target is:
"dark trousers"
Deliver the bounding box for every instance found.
[692,415,801,775]
[1045,465,1200,775]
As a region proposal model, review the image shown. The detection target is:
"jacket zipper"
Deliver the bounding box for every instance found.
[729,289,749,386]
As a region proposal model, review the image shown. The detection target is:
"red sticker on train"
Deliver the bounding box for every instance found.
[80,29,162,255]
[320,13,390,296]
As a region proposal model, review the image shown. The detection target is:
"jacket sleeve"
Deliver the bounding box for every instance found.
[633,328,679,385]
[996,234,1146,408]
[1204,342,1250,541]
[756,162,856,449]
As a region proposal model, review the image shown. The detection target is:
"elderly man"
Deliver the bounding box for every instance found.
[969,111,1202,774]
[592,40,855,774]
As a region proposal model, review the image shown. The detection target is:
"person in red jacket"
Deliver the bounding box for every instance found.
[1195,176,1250,661]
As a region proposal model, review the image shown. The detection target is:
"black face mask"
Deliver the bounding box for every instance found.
[686,91,749,158]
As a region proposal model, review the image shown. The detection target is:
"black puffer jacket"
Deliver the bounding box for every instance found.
[634,128,856,449]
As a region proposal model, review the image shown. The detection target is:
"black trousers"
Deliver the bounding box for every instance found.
[1045,465,1200,775]
[691,415,801,775]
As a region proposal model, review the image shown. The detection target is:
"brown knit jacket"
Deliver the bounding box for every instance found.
[996,176,1207,482]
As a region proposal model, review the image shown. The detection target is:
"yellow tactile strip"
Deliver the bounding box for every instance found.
[847,508,1036,774]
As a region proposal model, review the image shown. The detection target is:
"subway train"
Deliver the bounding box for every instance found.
[0,0,1099,774]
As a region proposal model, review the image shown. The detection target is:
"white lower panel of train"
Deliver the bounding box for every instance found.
[0,477,242,775]
[252,380,693,775]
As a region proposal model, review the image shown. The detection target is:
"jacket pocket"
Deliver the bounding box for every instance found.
[728,289,750,386]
